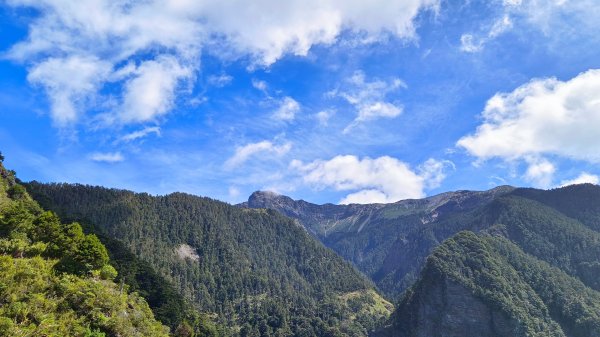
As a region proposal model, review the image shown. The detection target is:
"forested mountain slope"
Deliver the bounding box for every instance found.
[374,187,600,336]
[242,186,600,304]
[0,157,169,336]
[386,231,600,337]
[242,187,514,298]
[25,182,392,336]
[24,164,600,337]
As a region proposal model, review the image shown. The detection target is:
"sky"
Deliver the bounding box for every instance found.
[1,0,600,205]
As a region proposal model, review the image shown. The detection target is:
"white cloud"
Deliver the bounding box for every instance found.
[89,152,124,163]
[511,0,600,34]
[458,69,600,187]
[27,55,112,126]
[560,172,599,187]
[198,0,440,66]
[458,69,600,163]
[119,56,194,123]
[225,140,292,169]
[356,102,403,122]
[459,34,482,53]
[334,71,405,132]
[120,126,161,143]
[252,79,268,91]
[291,155,449,204]
[419,158,455,189]
[524,157,555,188]
[460,15,512,53]
[273,97,300,121]
[6,0,438,127]
[207,74,233,87]
[461,0,600,54]
[315,109,336,126]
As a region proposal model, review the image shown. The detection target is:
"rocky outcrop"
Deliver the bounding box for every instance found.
[391,273,520,337]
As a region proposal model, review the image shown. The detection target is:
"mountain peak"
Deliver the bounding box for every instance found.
[247,190,296,208]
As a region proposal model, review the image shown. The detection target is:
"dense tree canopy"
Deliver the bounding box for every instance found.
[0,158,170,336]
[25,182,392,336]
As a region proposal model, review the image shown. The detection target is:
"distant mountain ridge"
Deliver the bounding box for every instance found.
[24,175,600,337]
[243,184,600,336]
[242,186,515,237]
[240,186,515,297]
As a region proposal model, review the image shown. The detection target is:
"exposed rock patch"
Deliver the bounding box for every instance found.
[175,244,199,261]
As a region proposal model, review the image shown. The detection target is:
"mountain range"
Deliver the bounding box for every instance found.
[241,185,600,336]
[0,150,598,336]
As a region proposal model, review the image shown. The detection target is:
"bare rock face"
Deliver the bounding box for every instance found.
[384,265,522,337]
[175,244,200,261]
[410,278,516,337]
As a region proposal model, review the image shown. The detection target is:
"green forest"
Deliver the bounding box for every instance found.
[24,181,392,337]
[4,148,600,337]
[0,155,170,336]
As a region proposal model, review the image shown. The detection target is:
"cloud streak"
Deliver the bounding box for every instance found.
[89,152,124,163]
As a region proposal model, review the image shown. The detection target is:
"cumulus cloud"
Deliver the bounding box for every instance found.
[273,97,300,121]
[225,140,292,169]
[6,0,438,128]
[291,155,451,204]
[523,157,555,188]
[458,69,600,187]
[119,56,194,123]
[199,0,440,65]
[458,69,600,163]
[27,55,112,126]
[89,152,124,163]
[560,172,599,187]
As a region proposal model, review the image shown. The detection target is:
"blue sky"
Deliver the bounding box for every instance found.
[1,0,600,204]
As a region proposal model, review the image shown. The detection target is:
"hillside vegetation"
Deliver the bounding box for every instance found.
[0,155,170,336]
[381,188,600,336]
[25,182,392,336]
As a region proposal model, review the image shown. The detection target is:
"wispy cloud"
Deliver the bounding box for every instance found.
[272,97,300,122]
[119,126,161,143]
[225,140,292,169]
[329,71,405,133]
[207,74,233,87]
[27,55,112,126]
[89,152,124,163]
[460,15,513,53]
[314,109,336,126]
